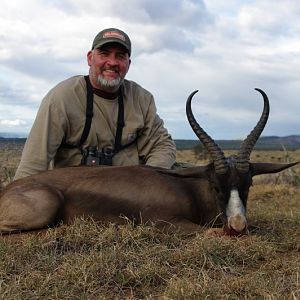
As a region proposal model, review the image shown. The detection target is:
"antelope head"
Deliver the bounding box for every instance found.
[186,88,298,235]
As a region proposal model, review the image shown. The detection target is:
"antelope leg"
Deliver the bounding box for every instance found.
[0,184,63,233]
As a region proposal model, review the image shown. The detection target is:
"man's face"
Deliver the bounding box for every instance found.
[87,43,131,92]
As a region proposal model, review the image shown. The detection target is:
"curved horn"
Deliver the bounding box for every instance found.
[186,90,228,175]
[236,88,270,173]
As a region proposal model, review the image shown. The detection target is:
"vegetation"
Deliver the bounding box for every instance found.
[0,140,299,299]
[0,140,23,189]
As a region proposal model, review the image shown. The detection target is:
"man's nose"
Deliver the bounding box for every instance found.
[106,55,118,65]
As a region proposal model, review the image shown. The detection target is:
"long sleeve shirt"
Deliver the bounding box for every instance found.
[14,75,176,180]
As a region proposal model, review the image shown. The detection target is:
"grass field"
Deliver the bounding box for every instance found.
[0,143,299,299]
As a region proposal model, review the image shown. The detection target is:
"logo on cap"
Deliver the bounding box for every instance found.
[103,31,126,41]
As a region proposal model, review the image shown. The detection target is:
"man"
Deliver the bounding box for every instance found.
[14,28,176,180]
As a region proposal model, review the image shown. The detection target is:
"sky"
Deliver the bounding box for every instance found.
[0,0,299,140]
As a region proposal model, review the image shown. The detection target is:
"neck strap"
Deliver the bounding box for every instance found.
[82,76,125,151]
[79,76,95,147]
[114,86,125,152]
[61,76,134,152]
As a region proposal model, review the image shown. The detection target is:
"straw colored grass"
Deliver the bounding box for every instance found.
[0,144,299,299]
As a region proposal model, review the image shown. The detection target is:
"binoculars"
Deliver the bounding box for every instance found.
[82,146,114,166]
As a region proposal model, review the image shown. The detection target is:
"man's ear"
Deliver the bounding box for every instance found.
[127,58,131,72]
[87,50,93,66]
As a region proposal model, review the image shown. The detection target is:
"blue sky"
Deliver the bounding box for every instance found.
[0,0,299,139]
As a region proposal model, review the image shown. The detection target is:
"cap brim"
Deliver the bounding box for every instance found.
[93,39,130,55]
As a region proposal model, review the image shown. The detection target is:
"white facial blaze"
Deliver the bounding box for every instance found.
[226,189,247,232]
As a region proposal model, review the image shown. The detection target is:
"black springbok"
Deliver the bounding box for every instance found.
[0,89,297,234]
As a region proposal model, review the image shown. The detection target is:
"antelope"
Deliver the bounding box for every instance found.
[0,89,297,235]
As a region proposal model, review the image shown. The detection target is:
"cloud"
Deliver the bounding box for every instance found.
[0,0,299,139]
[0,119,27,126]
[79,0,211,27]
[237,1,300,37]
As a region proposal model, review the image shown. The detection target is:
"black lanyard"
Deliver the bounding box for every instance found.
[61,76,137,152]
[81,76,125,152]
[79,76,95,147]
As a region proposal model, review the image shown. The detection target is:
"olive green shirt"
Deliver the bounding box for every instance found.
[14,76,176,180]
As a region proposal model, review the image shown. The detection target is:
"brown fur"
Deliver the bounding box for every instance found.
[0,165,217,234]
[0,161,297,235]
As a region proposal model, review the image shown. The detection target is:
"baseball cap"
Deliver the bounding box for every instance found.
[92,28,131,56]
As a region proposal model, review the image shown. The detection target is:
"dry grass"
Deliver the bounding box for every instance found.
[0,140,22,189]
[0,142,299,299]
[1,196,299,300]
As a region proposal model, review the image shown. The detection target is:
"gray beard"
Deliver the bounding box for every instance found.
[96,75,123,90]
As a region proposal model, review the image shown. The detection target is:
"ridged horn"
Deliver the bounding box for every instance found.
[186,90,228,175]
[236,88,270,173]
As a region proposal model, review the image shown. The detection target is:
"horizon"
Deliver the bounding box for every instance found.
[1,132,299,141]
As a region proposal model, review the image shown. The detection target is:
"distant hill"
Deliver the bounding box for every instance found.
[256,135,300,148]
[0,137,27,144]
[175,135,300,150]
[0,132,27,138]
[1,134,300,150]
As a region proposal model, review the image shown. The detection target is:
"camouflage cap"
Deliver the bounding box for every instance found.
[92,28,131,56]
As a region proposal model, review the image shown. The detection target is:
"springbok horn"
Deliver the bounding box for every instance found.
[186,90,228,175]
[236,88,270,173]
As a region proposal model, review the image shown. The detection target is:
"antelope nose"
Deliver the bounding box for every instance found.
[226,189,247,233]
[228,215,247,233]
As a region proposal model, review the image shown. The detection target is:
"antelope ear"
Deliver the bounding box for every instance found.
[251,162,299,176]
